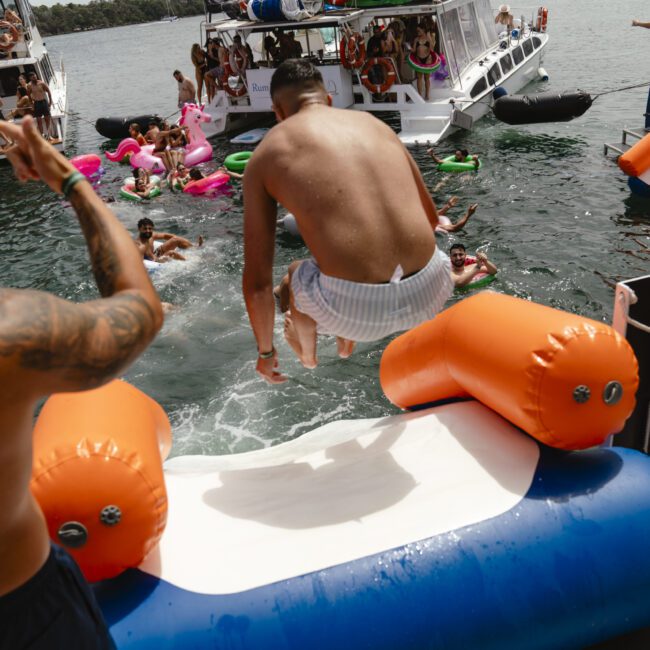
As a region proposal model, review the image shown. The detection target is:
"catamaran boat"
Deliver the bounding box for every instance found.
[200,0,549,145]
[0,0,67,157]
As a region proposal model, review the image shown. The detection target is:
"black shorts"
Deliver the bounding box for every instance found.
[33,99,50,118]
[0,543,116,650]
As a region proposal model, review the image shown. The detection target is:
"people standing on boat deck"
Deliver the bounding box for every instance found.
[230,35,249,77]
[135,217,202,262]
[173,69,196,109]
[436,198,478,233]
[428,147,480,169]
[412,24,435,101]
[449,243,498,288]
[190,43,208,103]
[243,60,453,384]
[0,116,163,650]
[366,25,383,58]
[10,74,33,119]
[27,71,54,140]
[495,4,514,30]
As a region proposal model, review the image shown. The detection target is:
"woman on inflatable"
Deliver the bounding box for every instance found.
[411,23,435,100]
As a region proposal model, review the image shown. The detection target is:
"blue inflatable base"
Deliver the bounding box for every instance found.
[94,445,650,650]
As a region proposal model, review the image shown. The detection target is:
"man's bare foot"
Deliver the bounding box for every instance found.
[197,235,204,247]
[284,312,317,369]
[336,337,355,358]
[273,282,290,313]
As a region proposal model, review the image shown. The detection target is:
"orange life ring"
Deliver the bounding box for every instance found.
[535,6,548,32]
[0,21,19,52]
[221,60,247,97]
[360,57,397,94]
[340,32,366,70]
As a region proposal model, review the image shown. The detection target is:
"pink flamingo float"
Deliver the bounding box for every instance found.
[105,104,213,172]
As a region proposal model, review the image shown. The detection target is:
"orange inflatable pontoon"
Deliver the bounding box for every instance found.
[31,379,171,582]
[618,132,650,177]
[380,292,638,450]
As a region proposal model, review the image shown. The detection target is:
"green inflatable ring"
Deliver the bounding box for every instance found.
[224,151,252,172]
[455,273,496,293]
[438,155,482,173]
[119,185,161,202]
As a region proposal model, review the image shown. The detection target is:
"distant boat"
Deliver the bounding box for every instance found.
[160,0,178,21]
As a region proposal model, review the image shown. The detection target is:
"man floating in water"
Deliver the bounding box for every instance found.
[449,243,498,288]
[243,59,453,384]
[0,116,163,649]
[135,217,203,262]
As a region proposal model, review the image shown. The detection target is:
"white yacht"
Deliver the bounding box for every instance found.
[200,0,549,145]
[0,0,67,157]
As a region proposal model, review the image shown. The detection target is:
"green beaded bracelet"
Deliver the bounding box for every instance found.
[61,171,86,199]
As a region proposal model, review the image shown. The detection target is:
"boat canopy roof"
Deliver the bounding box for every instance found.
[208,10,364,34]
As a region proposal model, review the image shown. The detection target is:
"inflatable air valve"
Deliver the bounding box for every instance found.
[31,379,171,582]
[618,133,650,177]
[380,292,638,450]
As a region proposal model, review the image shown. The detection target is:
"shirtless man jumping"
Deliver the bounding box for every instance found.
[0,116,163,648]
[243,59,453,384]
[28,71,55,140]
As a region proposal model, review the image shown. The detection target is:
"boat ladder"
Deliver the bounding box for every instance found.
[603,128,647,158]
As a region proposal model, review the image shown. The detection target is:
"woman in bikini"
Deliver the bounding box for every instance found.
[412,23,435,101]
[10,74,32,118]
[190,43,208,105]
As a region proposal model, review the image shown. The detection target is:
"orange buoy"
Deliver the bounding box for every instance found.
[618,133,650,177]
[380,292,638,450]
[31,379,171,582]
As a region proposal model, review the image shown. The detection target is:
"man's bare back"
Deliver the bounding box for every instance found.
[243,61,452,383]
[253,105,436,283]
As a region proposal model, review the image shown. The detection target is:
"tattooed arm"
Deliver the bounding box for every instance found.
[0,117,163,395]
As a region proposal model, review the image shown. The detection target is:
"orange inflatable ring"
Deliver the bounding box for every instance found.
[222,60,248,97]
[380,292,638,450]
[0,21,19,52]
[618,132,650,177]
[360,57,397,94]
[340,32,366,70]
[31,379,172,582]
[535,6,548,32]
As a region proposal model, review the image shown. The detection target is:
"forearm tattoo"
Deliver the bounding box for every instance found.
[0,290,157,386]
[69,189,121,297]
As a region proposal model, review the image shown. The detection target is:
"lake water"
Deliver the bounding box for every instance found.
[1,2,649,456]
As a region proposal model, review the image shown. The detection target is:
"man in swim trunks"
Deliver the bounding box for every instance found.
[243,59,453,384]
[0,116,163,649]
[449,243,498,288]
[173,69,197,109]
[28,71,54,140]
[135,217,202,262]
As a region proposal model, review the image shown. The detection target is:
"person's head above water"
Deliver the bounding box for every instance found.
[449,243,466,268]
[189,168,204,181]
[455,149,469,161]
[137,217,154,238]
[270,59,331,121]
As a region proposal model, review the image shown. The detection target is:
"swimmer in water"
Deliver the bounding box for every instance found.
[449,243,498,288]
[135,217,203,262]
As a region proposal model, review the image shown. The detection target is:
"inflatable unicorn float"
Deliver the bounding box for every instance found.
[105,104,213,173]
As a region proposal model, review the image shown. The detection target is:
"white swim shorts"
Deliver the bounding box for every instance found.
[290,247,453,342]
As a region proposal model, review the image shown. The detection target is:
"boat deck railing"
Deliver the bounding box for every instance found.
[604,128,647,158]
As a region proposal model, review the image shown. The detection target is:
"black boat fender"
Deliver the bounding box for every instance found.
[492,91,593,125]
[95,114,163,140]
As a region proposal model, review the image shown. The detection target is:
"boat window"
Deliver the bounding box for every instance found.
[438,8,470,79]
[512,46,524,65]
[0,68,20,96]
[522,38,533,57]
[487,63,501,85]
[474,0,499,45]
[532,36,542,49]
[458,3,485,60]
[500,53,513,74]
[470,75,488,98]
